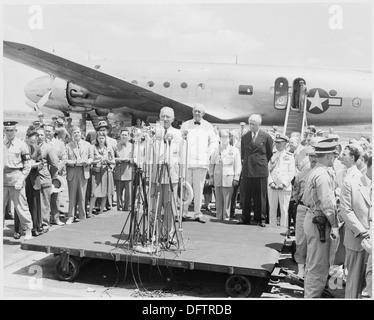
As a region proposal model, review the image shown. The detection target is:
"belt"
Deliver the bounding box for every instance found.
[3,168,22,173]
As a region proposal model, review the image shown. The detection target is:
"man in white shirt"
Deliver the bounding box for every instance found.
[180,104,219,223]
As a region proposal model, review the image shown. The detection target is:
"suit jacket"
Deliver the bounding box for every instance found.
[38,142,59,187]
[340,173,370,251]
[241,129,273,178]
[65,140,94,181]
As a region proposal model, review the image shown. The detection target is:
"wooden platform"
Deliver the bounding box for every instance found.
[21,210,286,278]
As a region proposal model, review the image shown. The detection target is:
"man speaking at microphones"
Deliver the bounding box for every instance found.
[149,106,182,244]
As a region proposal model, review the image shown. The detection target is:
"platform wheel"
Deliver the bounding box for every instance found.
[55,255,80,282]
[225,275,252,298]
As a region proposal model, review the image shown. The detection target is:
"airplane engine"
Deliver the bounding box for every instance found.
[95,109,110,117]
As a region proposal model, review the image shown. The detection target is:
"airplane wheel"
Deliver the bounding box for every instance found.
[225,275,252,298]
[55,255,80,282]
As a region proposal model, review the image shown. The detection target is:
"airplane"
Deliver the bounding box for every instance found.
[3,41,372,129]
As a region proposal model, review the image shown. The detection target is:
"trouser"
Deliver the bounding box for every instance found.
[149,182,178,239]
[304,210,331,298]
[344,248,368,299]
[50,191,60,223]
[230,176,241,215]
[215,186,233,221]
[183,168,207,219]
[25,177,41,231]
[268,188,291,227]
[115,180,132,211]
[67,171,88,219]
[294,204,308,264]
[366,251,372,298]
[241,177,267,223]
[3,186,33,231]
[40,186,52,227]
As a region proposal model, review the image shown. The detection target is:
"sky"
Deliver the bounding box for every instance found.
[1,0,372,113]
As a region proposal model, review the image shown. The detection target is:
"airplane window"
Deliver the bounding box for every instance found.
[148,81,154,87]
[181,82,188,89]
[238,85,253,95]
[198,83,205,89]
[131,80,138,85]
[164,82,170,88]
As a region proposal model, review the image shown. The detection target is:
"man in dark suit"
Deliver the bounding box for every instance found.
[239,114,273,227]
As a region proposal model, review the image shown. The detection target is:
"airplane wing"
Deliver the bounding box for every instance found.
[4,41,221,122]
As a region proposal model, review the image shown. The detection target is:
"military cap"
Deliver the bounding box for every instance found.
[323,134,340,142]
[313,141,340,154]
[3,121,17,129]
[274,133,289,143]
[56,118,64,124]
[33,120,41,125]
[97,120,109,129]
[38,112,44,117]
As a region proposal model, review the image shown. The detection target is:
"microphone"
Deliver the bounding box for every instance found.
[181,129,188,140]
[165,131,173,145]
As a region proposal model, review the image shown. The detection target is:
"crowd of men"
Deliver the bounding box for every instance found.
[3,107,372,299]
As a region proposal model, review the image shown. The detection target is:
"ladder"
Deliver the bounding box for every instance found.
[282,87,308,137]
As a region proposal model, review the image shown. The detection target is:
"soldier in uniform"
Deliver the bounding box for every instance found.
[302,141,341,298]
[268,133,295,228]
[3,121,33,240]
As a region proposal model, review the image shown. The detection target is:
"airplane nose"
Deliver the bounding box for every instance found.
[24,75,53,103]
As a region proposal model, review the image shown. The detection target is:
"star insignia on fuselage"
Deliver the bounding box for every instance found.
[306,88,330,114]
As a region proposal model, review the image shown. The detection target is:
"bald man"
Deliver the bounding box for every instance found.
[149,106,182,243]
[180,104,219,223]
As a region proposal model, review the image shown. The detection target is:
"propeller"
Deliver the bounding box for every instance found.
[34,90,52,111]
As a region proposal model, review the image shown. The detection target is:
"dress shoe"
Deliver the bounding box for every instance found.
[65,218,74,225]
[23,230,33,241]
[39,227,49,234]
[74,217,80,222]
[32,230,40,237]
[13,232,21,240]
[237,218,250,225]
[51,219,65,226]
[195,217,206,224]
[259,220,266,227]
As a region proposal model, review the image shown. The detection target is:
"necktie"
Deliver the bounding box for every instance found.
[252,132,256,141]
[76,142,82,160]
[194,121,201,125]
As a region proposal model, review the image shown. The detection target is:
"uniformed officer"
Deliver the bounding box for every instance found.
[302,141,340,298]
[3,121,33,240]
[268,133,295,228]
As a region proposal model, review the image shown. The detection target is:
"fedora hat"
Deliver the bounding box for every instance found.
[51,176,66,194]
